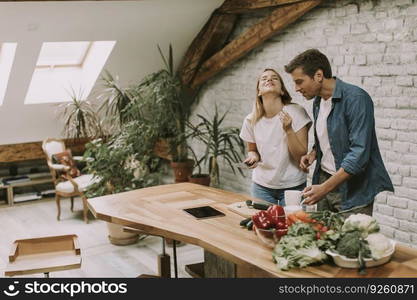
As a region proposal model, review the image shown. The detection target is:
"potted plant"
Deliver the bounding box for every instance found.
[134,44,195,182]
[187,105,245,187]
[188,149,210,186]
[98,70,134,130]
[83,122,163,245]
[57,87,106,141]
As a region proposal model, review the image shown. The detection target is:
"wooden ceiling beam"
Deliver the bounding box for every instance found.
[0,0,137,2]
[190,0,322,89]
[219,0,307,14]
[178,10,237,86]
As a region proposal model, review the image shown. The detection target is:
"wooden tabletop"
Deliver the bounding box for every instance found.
[87,183,417,278]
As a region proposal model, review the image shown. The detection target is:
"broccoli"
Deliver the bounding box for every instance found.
[336,231,371,259]
[336,231,372,274]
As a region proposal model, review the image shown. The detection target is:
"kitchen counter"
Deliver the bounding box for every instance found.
[87,183,417,278]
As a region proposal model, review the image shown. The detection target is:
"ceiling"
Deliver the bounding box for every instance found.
[0,0,223,144]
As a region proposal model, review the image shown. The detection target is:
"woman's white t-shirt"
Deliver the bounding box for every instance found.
[239,104,311,189]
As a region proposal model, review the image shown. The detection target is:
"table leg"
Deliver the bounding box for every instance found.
[173,240,178,278]
[158,238,171,278]
[7,186,13,206]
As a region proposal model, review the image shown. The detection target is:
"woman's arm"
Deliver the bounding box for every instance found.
[279,111,309,165]
[243,142,261,168]
[286,126,308,164]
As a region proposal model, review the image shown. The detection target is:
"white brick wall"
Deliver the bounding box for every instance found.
[190,0,417,247]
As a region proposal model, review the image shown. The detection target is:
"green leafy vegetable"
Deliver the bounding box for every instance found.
[335,231,372,274]
[272,223,327,270]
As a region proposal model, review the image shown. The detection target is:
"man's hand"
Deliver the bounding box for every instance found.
[302,184,327,205]
[300,150,316,172]
[243,151,260,169]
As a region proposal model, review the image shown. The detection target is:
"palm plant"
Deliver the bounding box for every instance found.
[98,70,134,128]
[187,105,245,186]
[57,88,104,140]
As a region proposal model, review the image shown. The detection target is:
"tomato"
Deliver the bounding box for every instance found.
[313,223,323,231]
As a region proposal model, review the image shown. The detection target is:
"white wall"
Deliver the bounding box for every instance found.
[192,0,417,248]
[0,0,223,144]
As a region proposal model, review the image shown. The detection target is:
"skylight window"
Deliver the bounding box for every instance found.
[25,41,116,104]
[0,43,17,106]
[36,41,91,68]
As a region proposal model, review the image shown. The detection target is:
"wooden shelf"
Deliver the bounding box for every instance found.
[0,175,53,206]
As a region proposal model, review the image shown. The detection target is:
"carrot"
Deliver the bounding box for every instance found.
[294,211,313,223]
[287,214,300,225]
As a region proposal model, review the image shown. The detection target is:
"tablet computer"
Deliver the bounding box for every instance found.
[183,206,225,219]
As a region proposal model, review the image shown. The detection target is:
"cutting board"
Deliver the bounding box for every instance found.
[227,201,262,218]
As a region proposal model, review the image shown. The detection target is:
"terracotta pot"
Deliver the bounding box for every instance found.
[188,174,210,186]
[170,159,194,183]
[106,222,139,246]
[153,139,172,161]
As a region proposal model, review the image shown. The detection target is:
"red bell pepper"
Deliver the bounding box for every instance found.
[266,205,286,224]
[275,221,288,230]
[252,211,274,229]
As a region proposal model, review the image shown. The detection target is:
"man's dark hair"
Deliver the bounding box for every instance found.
[284,49,332,78]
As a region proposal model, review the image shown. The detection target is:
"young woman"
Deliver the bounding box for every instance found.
[239,68,312,205]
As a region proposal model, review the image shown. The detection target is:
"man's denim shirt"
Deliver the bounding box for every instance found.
[312,77,394,210]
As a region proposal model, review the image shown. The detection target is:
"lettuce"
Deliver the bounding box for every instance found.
[272,225,327,270]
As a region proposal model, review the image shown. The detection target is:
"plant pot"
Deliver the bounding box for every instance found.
[106,222,139,246]
[188,174,210,186]
[153,138,172,161]
[170,159,194,183]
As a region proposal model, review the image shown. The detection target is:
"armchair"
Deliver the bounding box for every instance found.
[42,138,97,223]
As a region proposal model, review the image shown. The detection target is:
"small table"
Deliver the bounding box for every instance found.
[5,234,81,277]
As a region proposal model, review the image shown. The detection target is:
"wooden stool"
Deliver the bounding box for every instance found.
[4,234,81,277]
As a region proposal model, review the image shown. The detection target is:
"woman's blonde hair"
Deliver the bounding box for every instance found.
[251,68,292,125]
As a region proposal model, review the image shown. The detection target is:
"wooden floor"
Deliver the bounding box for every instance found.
[0,197,204,278]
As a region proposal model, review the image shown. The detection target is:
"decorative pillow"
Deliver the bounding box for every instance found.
[52,150,81,178]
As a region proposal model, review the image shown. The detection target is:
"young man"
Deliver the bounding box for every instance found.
[284,49,393,216]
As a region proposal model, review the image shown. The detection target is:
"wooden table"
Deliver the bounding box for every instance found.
[87,183,417,278]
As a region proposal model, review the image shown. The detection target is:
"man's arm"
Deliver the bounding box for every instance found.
[303,93,374,203]
[303,168,351,204]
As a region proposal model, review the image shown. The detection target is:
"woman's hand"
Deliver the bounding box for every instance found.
[279,111,293,133]
[243,151,260,169]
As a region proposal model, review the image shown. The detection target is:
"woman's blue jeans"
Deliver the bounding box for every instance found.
[251,182,306,206]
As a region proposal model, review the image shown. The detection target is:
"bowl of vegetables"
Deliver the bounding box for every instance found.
[326,238,395,268]
[325,214,396,270]
[252,205,288,248]
[253,225,288,248]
